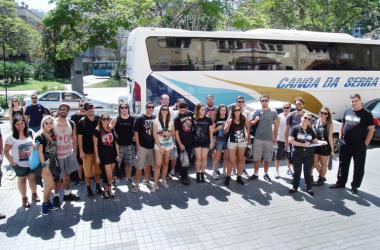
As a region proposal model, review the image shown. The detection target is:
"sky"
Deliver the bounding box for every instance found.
[16,0,56,11]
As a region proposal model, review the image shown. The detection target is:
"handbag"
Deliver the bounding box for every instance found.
[179,151,190,168]
[29,142,40,170]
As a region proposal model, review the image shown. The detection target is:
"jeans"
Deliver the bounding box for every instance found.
[337,144,367,188]
[292,149,314,190]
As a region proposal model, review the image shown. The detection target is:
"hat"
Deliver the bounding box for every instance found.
[59,103,70,110]
[83,102,93,111]
[178,100,187,108]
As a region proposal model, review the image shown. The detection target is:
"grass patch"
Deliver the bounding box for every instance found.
[87,79,127,88]
[2,79,68,91]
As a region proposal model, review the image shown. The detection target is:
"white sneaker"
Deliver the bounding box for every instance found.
[131,184,140,193]
[162,181,169,188]
[287,169,294,176]
[275,171,280,179]
[170,169,175,176]
[212,172,219,180]
[144,179,151,187]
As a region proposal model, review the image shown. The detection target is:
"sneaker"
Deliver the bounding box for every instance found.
[169,169,175,176]
[53,196,60,208]
[162,181,169,188]
[108,190,117,199]
[216,169,221,175]
[181,178,191,185]
[329,184,345,189]
[200,172,206,183]
[151,186,158,192]
[126,179,134,189]
[212,172,219,180]
[263,174,272,182]
[48,202,58,211]
[95,187,103,195]
[248,174,258,181]
[112,179,117,188]
[102,190,111,199]
[236,176,245,185]
[351,187,358,194]
[242,169,249,178]
[307,190,314,196]
[144,179,151,188]
[275,171,280,179]
[288,188,297,194]
[41,202,50,215]
[63,193,81,201]
[131,184,140,193]
[287,169,293,176]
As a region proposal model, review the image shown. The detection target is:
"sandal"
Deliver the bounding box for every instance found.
[22,197,31,208]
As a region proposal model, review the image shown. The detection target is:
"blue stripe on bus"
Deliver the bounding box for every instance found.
[161,76,255,105]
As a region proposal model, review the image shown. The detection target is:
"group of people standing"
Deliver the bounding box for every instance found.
[0,92,374,217]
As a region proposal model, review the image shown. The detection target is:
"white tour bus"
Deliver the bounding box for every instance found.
[126,27,380,119]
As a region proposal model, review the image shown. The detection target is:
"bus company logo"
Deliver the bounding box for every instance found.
[277,77,378,89]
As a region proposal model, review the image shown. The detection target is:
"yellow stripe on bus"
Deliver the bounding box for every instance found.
[204,73,323,114]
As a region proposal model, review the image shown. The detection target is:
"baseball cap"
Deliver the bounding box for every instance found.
[59,103,70,110]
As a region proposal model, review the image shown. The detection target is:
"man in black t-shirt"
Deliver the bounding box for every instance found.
[77,102,102,196]
[174,100,193,185]
[133,102,156,191]
[330,94,375,194]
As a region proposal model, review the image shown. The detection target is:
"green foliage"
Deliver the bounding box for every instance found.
[33,63,55,81]
[0,95,8,109]
[0,61,33,84]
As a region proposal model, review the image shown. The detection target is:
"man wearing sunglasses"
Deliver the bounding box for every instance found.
[275,102,293,179]
[330,93,374,194]
[133,102,156,191]
[77,102,103,196]
[53,103,80,203]
[249,95,279,182]
[25,94,49,132]
[236,96,251,177]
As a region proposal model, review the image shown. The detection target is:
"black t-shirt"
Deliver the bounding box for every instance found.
[342,108,374,146]
[71,113,85,128]
[291,125,316,150]
[25,104,49,127]
[286,110,305,133]
[174,111,194,146]
[114,116,135,146]
[133,114,156,149]
[77,116,99,154]
[192,116,212,145]
[214,117,228,138]
[35,133,57,158]
[229,121,246,143]
[93,129,117,158]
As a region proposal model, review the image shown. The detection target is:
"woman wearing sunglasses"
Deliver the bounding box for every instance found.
[312,107,334,186]
[93,113,119,199]
[9,96,26,122]
[152,104,175,191]
[192,103,214,183]
[289,113,327,196]
[224,104,249,186]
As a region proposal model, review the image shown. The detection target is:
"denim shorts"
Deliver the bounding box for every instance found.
[215,138,227,151]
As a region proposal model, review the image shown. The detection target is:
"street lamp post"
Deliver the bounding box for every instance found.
[2,34,8,103]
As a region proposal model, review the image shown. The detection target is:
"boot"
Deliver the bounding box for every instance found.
[236,176,245,185]
[224,176,231,186]
[196,172,201,183]
[200,172,206,183]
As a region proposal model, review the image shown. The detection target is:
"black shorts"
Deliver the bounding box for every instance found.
[193,141,210,149]
[315,145,331,156]
[12,165,34,177]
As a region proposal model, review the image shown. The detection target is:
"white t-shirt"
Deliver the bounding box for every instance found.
[5,136,33,168]
[154,118,174,148]
[277,113,290,142]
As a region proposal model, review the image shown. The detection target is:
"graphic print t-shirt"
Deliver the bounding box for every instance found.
[342,108,374,146]
[214,117,227,139]
[291,125,316,151]
[93,129,117,157]
[154,118,174,148]
[5,136,33,168]
[174,111,194,146]
[193,116,212,145]
[229,122,246,143]
[133,114,156,149]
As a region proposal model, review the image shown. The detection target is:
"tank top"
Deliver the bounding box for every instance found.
[114,116,134,146]
[53,118,74,159]
[12,107,24,118]
[229,122,246,143]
